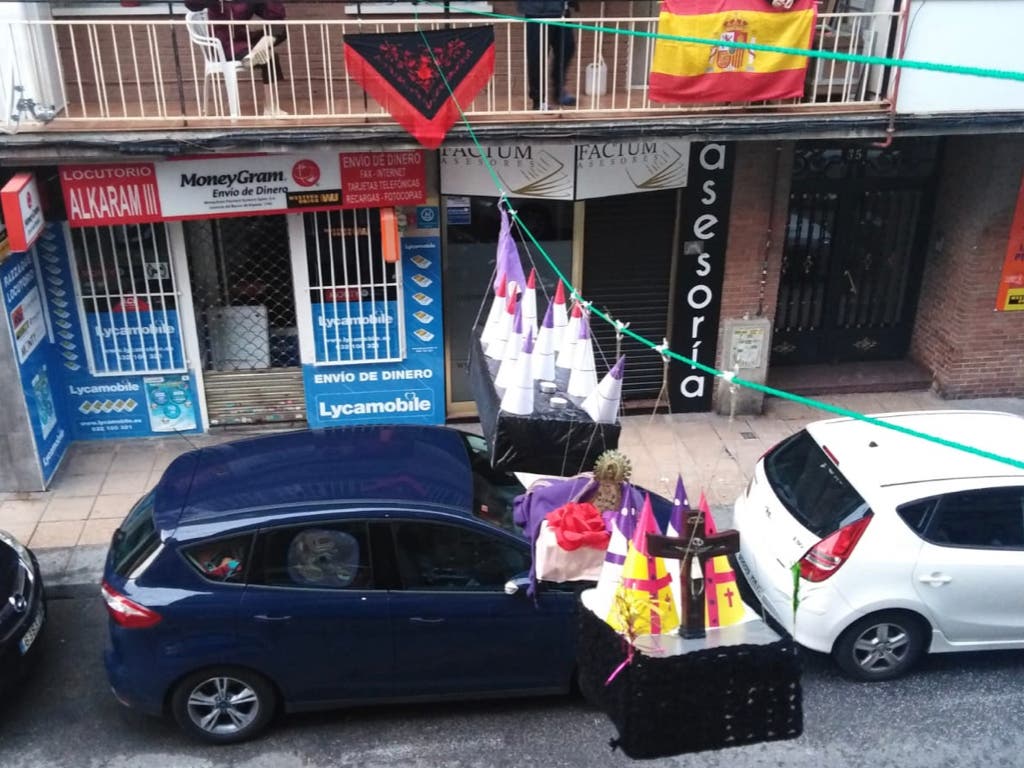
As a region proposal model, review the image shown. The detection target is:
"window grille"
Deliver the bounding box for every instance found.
[72,223,186,376]
[305,208,404,366]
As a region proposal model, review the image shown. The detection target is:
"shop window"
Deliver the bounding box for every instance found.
[72,223,187,376]
[305,208,404,365]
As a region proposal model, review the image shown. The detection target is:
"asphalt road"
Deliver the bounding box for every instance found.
[1,594,1023,768]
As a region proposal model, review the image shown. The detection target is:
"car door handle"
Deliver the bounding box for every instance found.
[253,614,292,622]
[918,573,952,586]
[409,617,445,624]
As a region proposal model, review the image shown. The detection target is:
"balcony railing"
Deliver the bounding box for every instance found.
[1,8,898,134]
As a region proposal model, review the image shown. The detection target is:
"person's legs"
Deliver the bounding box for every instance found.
[244,23,288,116]
[259,57,288,116]
[550,26,576,105]
[525,20,543,108]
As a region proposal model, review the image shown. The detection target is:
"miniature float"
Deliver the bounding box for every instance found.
[513,454,803,759]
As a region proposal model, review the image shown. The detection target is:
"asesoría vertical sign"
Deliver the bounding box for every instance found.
[669,142,734,412]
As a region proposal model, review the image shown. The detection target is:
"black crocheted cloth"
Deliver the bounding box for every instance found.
[577,607,804,760]
[468,332,620,475]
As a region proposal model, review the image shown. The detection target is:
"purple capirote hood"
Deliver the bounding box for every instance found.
[610,355,625,380]
[494,206,526,293]
[542,301,554,329]
[522,329,535,354]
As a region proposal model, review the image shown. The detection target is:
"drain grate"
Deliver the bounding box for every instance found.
[740,431,758,440]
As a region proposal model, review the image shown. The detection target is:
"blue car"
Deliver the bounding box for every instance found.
[102,426,579,743]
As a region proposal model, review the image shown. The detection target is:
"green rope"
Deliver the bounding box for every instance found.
[425,1,1024,84]
[410,13,1024,473]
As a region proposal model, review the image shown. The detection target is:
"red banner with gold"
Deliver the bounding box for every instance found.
[649,0,816,104]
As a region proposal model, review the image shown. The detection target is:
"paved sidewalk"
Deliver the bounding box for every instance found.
[3,390,1023,590]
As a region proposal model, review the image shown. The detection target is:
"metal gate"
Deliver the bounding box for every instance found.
[772,140,940,365]
[184,215,305,426]
[582,189,678,397]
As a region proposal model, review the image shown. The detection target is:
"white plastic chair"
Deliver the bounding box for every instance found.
[185,9,243,118]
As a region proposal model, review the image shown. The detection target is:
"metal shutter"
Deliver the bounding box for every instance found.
[581,190,678,399]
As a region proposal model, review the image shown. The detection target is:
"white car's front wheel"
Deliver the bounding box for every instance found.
[832,611,929,682]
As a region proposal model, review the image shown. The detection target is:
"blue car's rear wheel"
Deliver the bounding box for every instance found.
[171,667,276,744]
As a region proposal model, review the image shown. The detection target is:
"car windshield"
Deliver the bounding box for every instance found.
[764,430,870,538]
[460,432,526,535]
[110,492,160,577]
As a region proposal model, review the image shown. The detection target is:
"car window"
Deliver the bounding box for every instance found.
[183,534,253,583]
[897,498,938,535]
[256,522,375,589]
[763,430,871,538]
[926,488,1024,549]
[111,492,160,578]
[460,432,525,533]
[393,521,530,591]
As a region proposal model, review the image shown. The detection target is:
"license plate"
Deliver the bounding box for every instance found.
[18,602,45,655]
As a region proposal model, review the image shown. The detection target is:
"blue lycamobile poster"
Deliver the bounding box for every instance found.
[304,235,445,426]
[0,246,70,483]
[33,223,202,439]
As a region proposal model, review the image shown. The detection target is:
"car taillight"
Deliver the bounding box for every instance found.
[798,514,872,583]
[101,581,162,629]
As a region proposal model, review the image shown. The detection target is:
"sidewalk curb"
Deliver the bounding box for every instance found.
[47,583,100,600]
[35,544,106,598]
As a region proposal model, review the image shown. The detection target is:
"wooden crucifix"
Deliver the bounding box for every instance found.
[647,508,741,640]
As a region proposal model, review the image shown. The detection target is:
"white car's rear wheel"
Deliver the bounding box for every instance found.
[833,611,928,681]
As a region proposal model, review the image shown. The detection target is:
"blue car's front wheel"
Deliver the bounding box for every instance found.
[171,667,277,744]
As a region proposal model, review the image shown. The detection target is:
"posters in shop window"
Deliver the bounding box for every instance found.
[304,235,445,427]
[0,241,69,483]
[33,224,201,439]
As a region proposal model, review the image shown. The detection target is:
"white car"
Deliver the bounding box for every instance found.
[733,410,1024,681]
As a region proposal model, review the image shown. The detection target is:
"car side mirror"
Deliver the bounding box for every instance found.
[504,576,531,595]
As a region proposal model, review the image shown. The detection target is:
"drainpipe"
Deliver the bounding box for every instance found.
[874,0,912,148]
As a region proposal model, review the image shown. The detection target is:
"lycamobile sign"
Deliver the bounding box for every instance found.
[316,392,433,420]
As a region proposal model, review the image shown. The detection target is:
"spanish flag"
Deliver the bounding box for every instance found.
[649,0,817,104]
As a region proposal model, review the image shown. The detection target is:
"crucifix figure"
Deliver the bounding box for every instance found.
[647,508,740,640]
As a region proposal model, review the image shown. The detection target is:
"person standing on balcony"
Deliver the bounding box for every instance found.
[185,1,290,116]
[518,0,579,110]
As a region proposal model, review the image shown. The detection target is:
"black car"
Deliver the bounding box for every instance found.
[0,530,46,697]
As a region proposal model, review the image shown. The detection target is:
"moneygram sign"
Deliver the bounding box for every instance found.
[60,151,426,226]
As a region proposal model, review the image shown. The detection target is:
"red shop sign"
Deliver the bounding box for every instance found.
[60,163,162,226]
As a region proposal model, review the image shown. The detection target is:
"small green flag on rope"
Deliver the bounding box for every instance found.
[791,561,802,622]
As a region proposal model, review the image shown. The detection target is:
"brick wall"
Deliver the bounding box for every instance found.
[715,140,794,369]
[910,134,1024,398]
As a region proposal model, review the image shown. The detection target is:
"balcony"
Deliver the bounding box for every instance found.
[1,1,899,136]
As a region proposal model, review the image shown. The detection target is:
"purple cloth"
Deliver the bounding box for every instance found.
[494,206,526,294]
